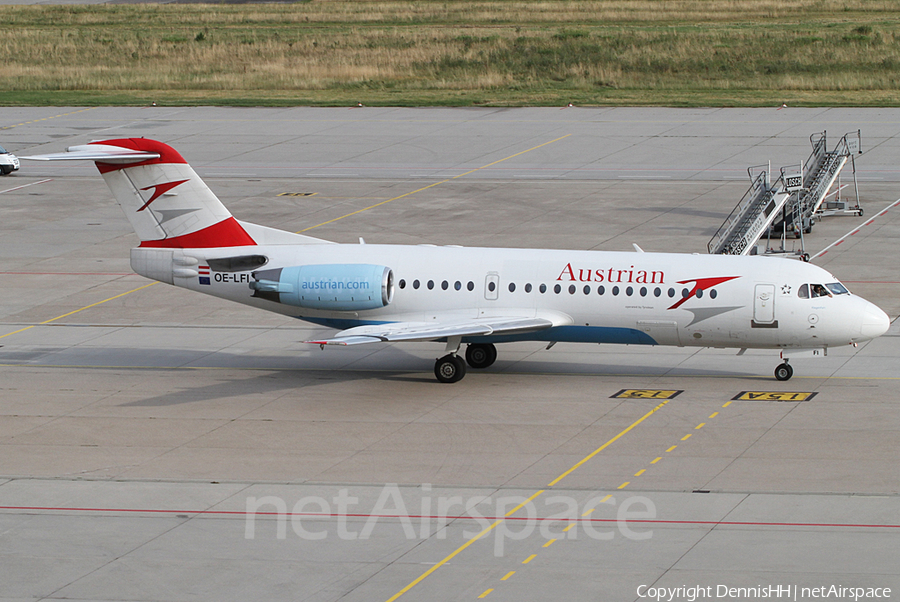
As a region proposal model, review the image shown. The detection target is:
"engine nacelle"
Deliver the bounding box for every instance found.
[250,264,393,311]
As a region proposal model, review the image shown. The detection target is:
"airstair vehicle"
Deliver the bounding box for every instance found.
[707,167,792,256]
[709,131,862,259]
[769,130,863,237]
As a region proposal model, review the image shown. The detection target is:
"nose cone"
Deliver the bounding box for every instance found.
[859,303,890,341]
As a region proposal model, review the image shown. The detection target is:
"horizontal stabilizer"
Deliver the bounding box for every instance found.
[23,145,160,164]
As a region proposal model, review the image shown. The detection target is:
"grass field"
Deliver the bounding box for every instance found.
[0,1,898,107]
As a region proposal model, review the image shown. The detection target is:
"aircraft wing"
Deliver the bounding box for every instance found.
[307,314,568,346]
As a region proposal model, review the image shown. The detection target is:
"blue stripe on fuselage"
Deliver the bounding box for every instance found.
[463,325,658,346]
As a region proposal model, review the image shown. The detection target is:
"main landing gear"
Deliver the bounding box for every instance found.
[434,354,466,383]
[774,360,794,381]
[434,343,498,383]
[465,343,498,370]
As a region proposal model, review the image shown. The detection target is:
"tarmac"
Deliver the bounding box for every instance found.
[0,107,898,602]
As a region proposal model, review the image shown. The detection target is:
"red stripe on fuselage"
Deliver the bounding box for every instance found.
[138,217,256,249]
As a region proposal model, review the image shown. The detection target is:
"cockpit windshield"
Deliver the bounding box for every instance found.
[798,282,850,299]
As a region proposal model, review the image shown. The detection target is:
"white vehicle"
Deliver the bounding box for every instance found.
[0,145,19,175]
[25,138,890,383]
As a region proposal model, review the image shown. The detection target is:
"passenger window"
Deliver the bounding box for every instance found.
[441,280,449,290]
[525,283,532,293]
[568,285,576,294]
[540,284,547,294]
[598,285,605,295]
[413,279,420,290]
[454,281,462,291]
[710,289,717,299]
[640,287,647,297]
[554,284,561,294]
[626,286,633,296]
[427,280,434,290]
[798,284,809,299]
[467,281,474,291]
[399,279,406,289]
[583,285,590,295]
[509,283,516,293]
[612,286,619,296]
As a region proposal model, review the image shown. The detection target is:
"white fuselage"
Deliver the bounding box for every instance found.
[144,243,887,351]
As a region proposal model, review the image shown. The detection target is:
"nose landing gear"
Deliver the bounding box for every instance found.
[774,361,794,381]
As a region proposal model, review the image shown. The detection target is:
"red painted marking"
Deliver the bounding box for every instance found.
[92,138,187,174]
[668,276,740,310]
[139,217,255,249]
[0,506,897,530]
[137,179,190,212]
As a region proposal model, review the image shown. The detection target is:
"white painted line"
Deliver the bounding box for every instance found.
[811,197,900,260]
[0,178,53,195]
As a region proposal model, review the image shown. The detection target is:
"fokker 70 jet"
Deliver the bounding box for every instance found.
[25,139,890,383]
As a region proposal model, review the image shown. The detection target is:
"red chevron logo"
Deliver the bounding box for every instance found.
[137,179,189,212]
[667,276,740,310]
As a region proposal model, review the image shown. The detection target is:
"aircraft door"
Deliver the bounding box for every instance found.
[753,283,776,324]
[484,272,499,301]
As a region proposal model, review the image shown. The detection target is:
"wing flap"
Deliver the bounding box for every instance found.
[307,335,384,347]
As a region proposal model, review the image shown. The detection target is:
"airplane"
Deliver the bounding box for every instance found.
[24,138,891,383]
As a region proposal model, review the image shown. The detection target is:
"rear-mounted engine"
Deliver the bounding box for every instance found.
[249,264,394,311]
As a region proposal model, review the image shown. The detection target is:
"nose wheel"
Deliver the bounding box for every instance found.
[435,354,467,383]
[774,361,794,381]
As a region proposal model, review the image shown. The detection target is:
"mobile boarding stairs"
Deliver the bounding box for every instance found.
[708,131,862,259]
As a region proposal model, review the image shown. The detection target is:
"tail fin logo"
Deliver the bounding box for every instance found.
[137,179,190,212]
